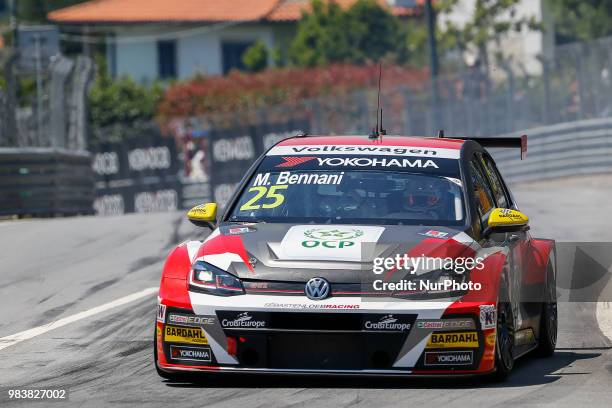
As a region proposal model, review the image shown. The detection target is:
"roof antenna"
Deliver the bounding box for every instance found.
[369,63,385,139]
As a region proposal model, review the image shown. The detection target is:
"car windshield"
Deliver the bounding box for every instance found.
[228,170,465,226]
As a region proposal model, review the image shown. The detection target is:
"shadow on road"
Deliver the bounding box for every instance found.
[164,350,604,390]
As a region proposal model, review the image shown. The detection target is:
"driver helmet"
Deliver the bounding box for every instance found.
[403,178,445,210]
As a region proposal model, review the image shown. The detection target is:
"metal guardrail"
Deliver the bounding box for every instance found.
[492,117,612,184]
[0,148,95,217]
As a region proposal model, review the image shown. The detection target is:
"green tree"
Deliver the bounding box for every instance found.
[438,0,541,74]
[289,0,406,67]
[17,0,87,22]
[289,0,349,66]
[545,0,612,43]
[242,41,269,72]
[89,56,163,142]
[343,0,403,63]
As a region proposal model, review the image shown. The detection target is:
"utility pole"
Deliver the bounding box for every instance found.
[9,0,17,46]
[425,0,441,130]
[34,34,44,145]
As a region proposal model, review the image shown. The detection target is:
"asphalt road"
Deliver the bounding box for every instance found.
[1,175,611,407]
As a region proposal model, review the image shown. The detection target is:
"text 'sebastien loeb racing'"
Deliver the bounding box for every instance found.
[155,134,557,381]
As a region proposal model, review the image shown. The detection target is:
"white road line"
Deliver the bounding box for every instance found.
[0,287,158,351]
[596,301,612,343]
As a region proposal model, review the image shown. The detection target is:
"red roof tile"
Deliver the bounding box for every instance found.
[48,0,421,24]
[48,0,280,23]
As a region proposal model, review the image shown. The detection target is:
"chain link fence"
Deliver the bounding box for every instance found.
[201,35,612,139]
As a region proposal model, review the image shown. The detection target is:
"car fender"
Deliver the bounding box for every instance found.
[526,238,556,285]
[159,245,193,309]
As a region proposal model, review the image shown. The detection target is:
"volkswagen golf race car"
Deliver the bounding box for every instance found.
[154,134,557,381]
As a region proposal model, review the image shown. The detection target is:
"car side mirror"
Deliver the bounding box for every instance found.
[187,203,217,229]
[483,208,529,237]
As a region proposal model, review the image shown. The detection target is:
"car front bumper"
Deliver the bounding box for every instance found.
[156,293,497,376]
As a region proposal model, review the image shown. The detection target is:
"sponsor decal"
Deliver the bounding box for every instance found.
[424,351,473,366]
[305,228,364,240]
[426,332,479,348]
[315,157,438,169]
[483,333,496,361]
[363,314,413,332]
[221,225,255,235]
[276,156,317,168]
[277,225,385,262]
[164,325,208,345]
[239,184,288,211]
[480,305,497,330]
[252,171,344,187]
[416,319,475,330]
[128,146,171,171]
[168,313,215,326]
[170,345,212,362]
[488,208,528,227]
[248,257,258,268]
[213,136,255,162]
[418,229,449,239]
[229,227,250,234]
[267,145,461,159]
[264,302,360,310]
[245,281,269,289]
[273,156,442,169]
[156,304,167,323]
[93,194,125,216]
[302,227,364,249]
[92,151,120,175]
[218,312,267,329]
[499,209,523,220]
[486,332,496,347]
[134,189,178,213]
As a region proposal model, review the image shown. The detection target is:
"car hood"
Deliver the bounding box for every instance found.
[197,223,475,283]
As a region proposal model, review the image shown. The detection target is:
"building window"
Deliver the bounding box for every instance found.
[157,40,177,79]
[221,41,254,74]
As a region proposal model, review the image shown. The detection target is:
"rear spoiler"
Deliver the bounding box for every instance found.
[439,132,527,160]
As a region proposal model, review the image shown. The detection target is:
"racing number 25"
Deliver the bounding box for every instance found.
[240,185,288,211]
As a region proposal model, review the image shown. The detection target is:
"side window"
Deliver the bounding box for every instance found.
[469,159,495,228]
[479,153,510,208]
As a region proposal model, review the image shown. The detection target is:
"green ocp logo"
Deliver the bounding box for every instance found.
[301,228,364,249]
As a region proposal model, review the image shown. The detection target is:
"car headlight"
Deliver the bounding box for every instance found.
[189,261,244,296]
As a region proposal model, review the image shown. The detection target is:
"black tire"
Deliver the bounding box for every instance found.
[491,283,515,382]
[536,263,557,357]
[153,326,188,381]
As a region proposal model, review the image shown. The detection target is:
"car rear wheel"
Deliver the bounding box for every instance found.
[536,263,557,357]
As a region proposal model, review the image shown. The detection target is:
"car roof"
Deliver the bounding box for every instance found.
[276,135,466,150]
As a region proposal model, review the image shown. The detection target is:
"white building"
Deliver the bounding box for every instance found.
[48,0,420,82]
[439,0,553,76]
